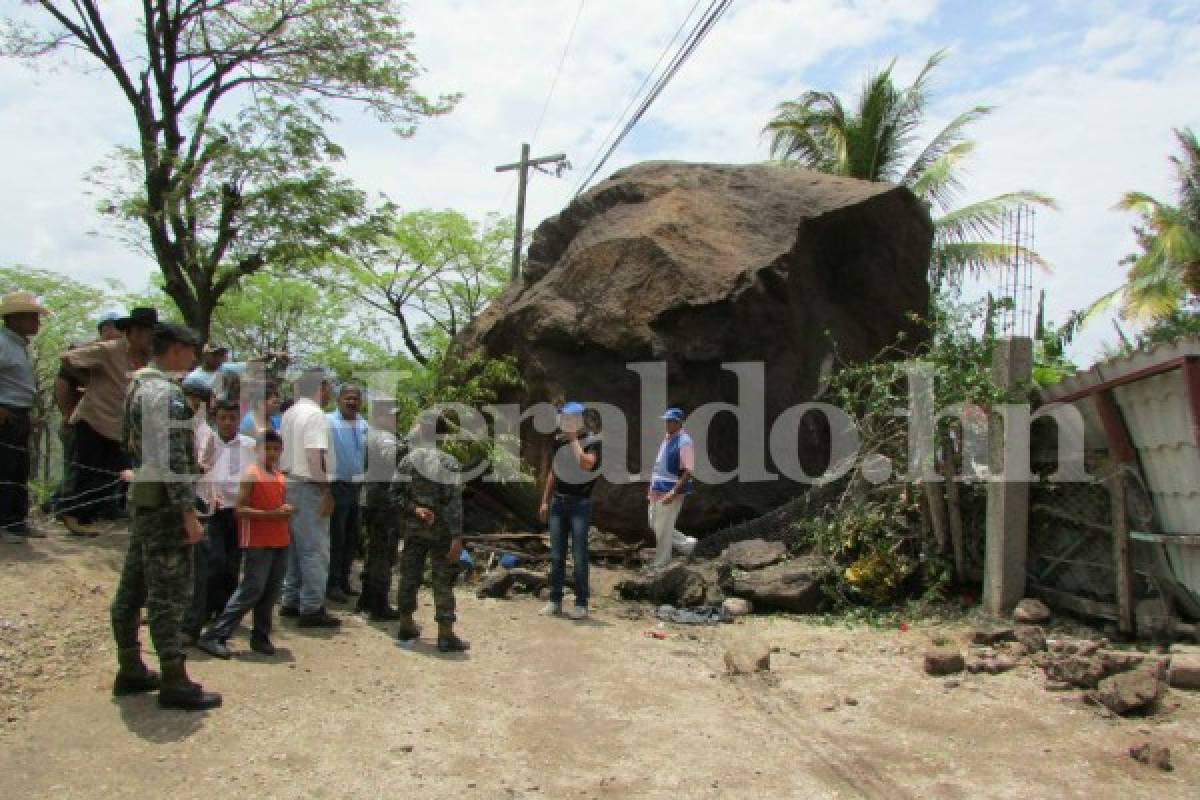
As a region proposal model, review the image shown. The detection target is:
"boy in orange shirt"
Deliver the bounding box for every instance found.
[198,430,293,658]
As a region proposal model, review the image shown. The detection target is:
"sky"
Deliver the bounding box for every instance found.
[1,0,1199,363]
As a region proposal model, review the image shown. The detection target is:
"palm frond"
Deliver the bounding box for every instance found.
[1081,284,1131,324]
[1115,191,1167,214]
[849,61,903,181]
[1169,127,1200,226]
[901,106,992,208]
[763,93,846,171]
[1102,247,1188,322]
[932,241,1048,279]
[933,191,1057,246]
[908,141,974,207]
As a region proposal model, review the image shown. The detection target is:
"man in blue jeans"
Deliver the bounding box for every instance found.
[278,367,339,628]
[538,402,602,621]
[326,384,367,603]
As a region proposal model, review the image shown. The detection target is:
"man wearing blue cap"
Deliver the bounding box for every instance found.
[538,401,602,620]
[647,408,695,572]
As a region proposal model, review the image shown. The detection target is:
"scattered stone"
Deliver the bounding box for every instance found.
[1013,598,1051,625]
[990,655,1019,674]
[1048,639,1101,657]
[844,697,859,706]
[721,597,753,618]
[969,627,1016,646]
[924,648,965,676]
[1044,680,1073,692]
[617,564,720,609]
[1129,741,1173,771]
[1167,653,1200,690]
[965,654,1017,675]
[717,556,828,613]
[720,539,788,571]
[943,680,961,689]
[475,568,515,599]
[475,568,549,599]
[1041,649,1163,690]
[1090,670,1164,716]
[820,698,839,712]
[724,643,772,676]
[1014,625,1048,653]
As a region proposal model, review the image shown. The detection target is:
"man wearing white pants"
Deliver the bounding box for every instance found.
[647,408,695,572]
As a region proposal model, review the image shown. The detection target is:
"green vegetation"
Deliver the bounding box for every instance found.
[1090,128,1200,323]
[2,2,457,340]
[764,49,1056,287]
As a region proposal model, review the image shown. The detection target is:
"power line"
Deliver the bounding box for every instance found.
[574,0,733,196]
[572,0,704,193]
[530,0,587,149]
[496,0,587,214]
[577,0,732,195]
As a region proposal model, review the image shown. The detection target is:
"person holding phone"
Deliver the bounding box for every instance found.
[539,401,602,621]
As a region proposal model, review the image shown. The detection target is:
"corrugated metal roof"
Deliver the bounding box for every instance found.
[1039,335,1200,404]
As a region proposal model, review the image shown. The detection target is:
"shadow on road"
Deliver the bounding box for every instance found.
[113,695,207,743]
[395,638,471,662]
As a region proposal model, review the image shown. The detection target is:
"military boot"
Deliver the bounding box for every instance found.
[396,612,422,642]
[112,647,161,696]
[158,655,222,711]
[436,621,470,653]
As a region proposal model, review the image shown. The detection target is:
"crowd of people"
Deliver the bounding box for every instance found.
[0,290,700,713]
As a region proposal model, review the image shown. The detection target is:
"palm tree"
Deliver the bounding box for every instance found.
[1089,128,1200,321]
[763,50,1055,286]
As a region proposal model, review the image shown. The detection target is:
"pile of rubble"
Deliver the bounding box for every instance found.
[922,597,1200,720]
[614,538,831,615]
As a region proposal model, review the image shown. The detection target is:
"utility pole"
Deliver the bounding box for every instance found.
[495,143,567,281]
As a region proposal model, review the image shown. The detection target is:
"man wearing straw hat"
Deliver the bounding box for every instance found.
[0,291,50,544]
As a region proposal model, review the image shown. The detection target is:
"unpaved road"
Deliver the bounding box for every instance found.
[2,525,1199,799]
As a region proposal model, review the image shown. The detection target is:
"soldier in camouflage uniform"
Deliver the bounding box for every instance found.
[355,398,409,620]
[390,411,469,652]
[111,323,222,711]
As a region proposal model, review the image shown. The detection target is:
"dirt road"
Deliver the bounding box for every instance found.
[1,528,1197,798]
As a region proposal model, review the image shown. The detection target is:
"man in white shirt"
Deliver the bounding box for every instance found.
[182,399,256,642]
[278,367,339,628]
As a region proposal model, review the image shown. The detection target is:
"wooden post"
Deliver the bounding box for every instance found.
[941,436,966,583]
[495,144,567,282]
[1108,467,1136,636]
[923,482,950,554]
[1092,389,1138,637]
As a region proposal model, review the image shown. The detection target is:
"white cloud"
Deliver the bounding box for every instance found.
[1,0,1199,369]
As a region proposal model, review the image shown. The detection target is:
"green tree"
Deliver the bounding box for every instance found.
[211,272,366,369]
[763,50,1055,286]
[337,210,512,366]
[1089,128,1200,322]
[0,267,120,487]
[2,2,457,340]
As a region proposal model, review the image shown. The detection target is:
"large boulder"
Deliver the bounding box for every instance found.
[462,161,932,535]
